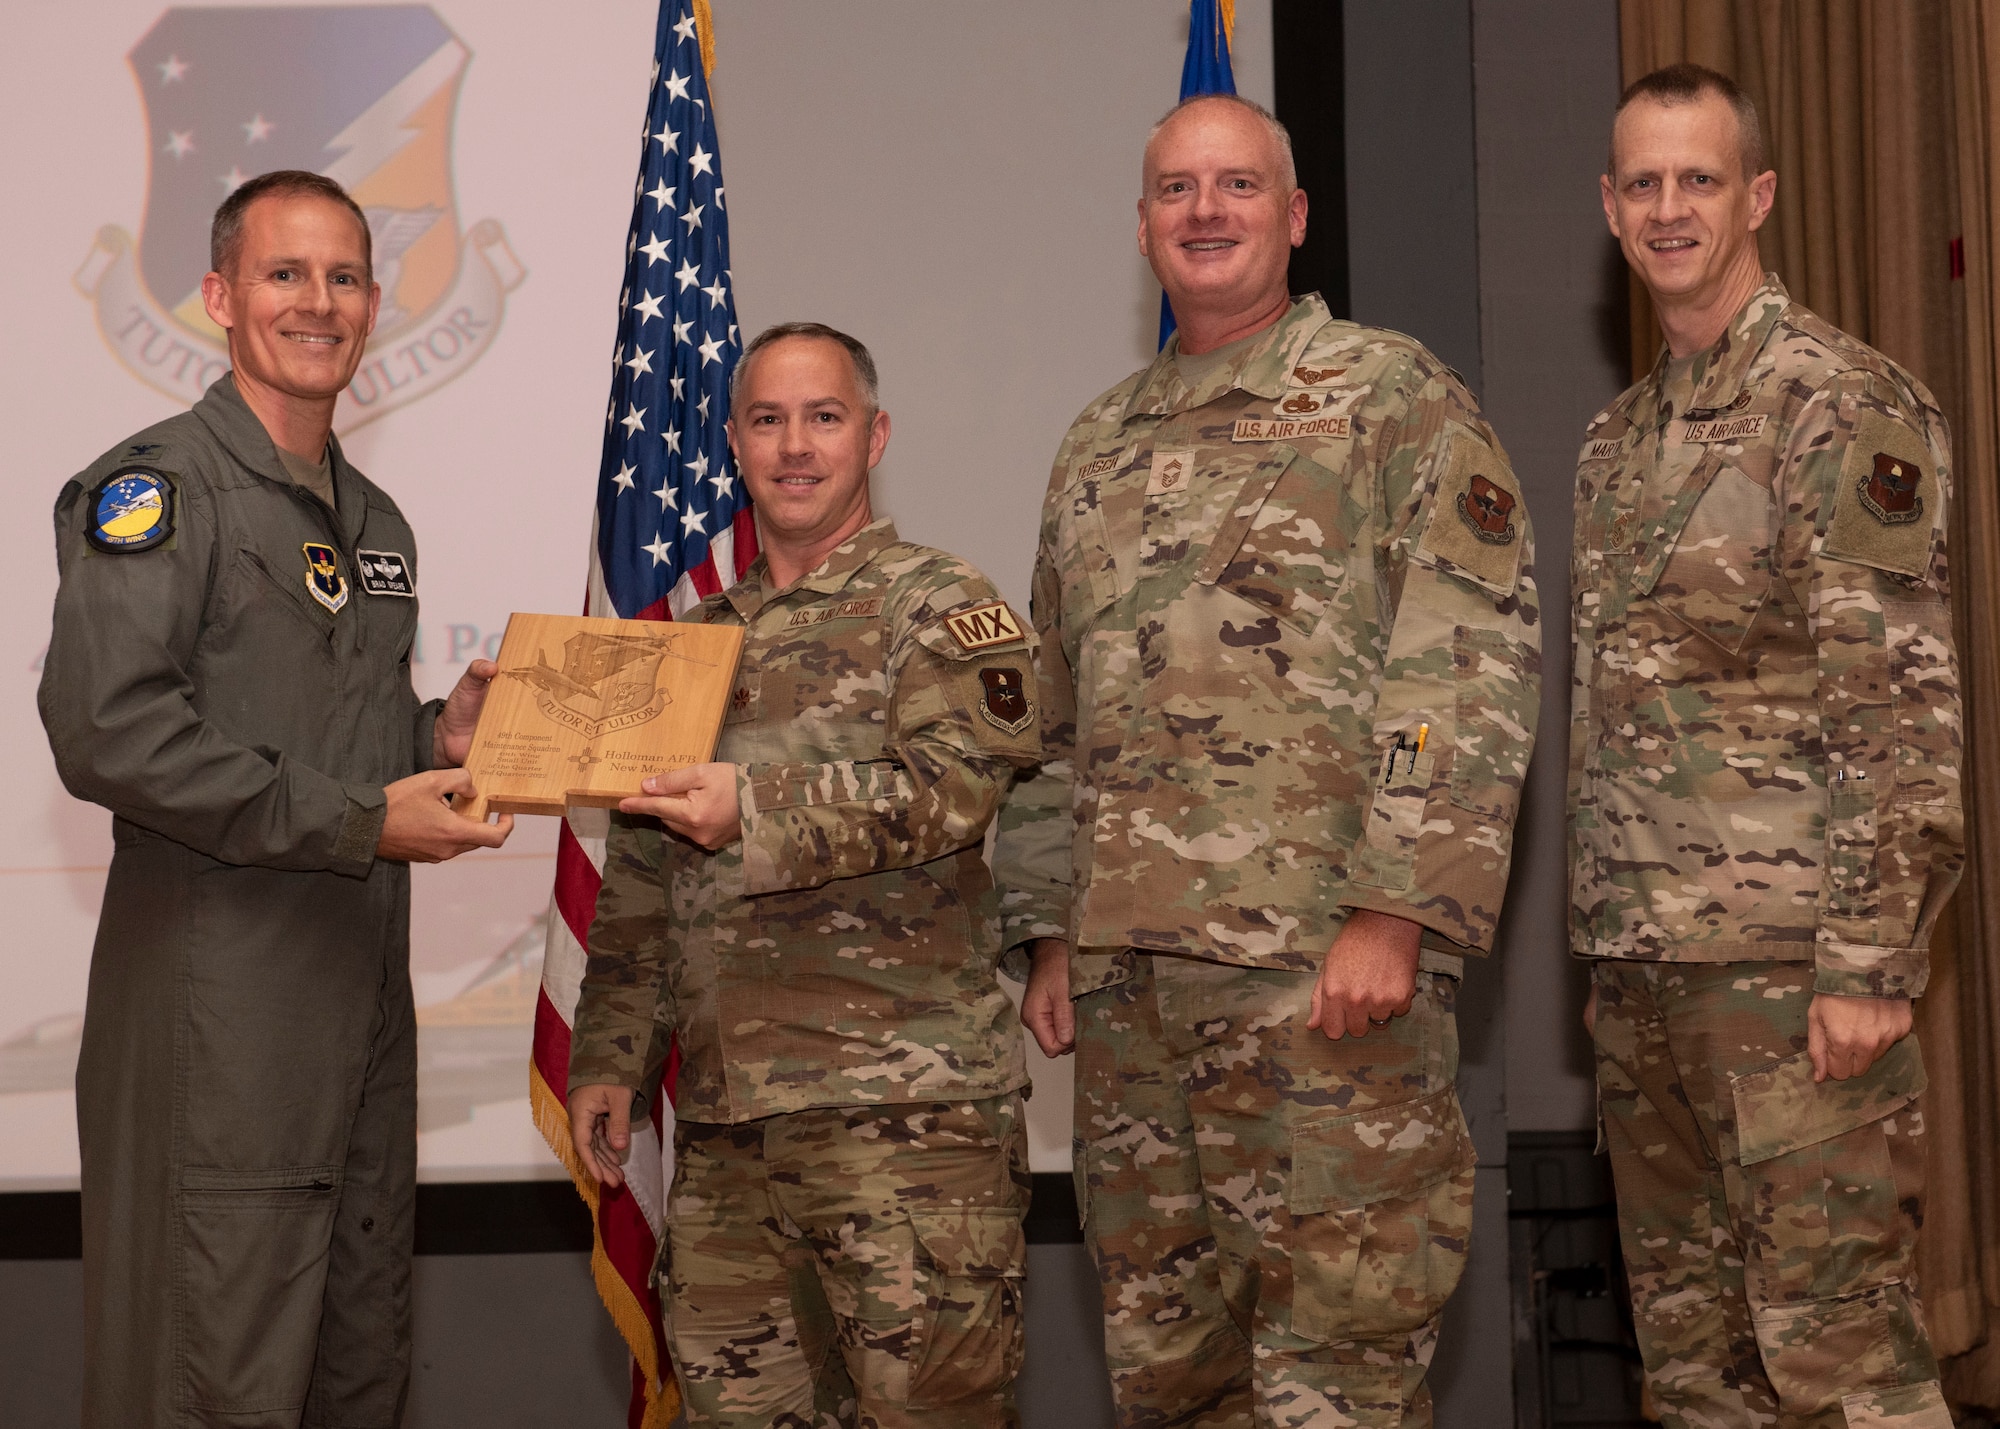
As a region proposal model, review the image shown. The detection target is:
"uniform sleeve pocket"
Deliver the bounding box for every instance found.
[1350,749,1437,891]
[1449,626,1535,817]
[907,1207,1026,1409]
[1824,783,1880,924]
[1285,1088,1475,1343]
[178,1164,341,1414]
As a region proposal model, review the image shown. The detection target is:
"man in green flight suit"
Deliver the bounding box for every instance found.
[39,171,511,1428]
[568,323,1043,1428]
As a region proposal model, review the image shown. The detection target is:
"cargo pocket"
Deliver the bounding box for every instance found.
[906,1207,1027,1409]
[177,1164,340,1416]
[1285,1086,1474,1345]
[1731,1038,1931,1417]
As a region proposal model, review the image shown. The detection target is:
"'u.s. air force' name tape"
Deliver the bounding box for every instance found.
[943,601,1024,651]
[1233,414,1352,443]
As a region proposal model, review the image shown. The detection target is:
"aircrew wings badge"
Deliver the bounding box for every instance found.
[943,601,1025,652]
[85,467,175,553]
[303,542,349,614]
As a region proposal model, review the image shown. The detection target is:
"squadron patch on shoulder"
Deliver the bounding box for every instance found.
[942,600,1026,652]
[1824,411,1938,579]
[356,549,415,597]
[1858,452,1925,525]
[302,542,349,613]
[1418,432,1525,594]
[978,667,1034,735]
[1456,472,1519,546]
[85,467,175,554]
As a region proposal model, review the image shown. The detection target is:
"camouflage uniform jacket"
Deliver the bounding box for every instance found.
[569,519,1042,1122]
[1568,277,1962,997]
[995,294,1542,993]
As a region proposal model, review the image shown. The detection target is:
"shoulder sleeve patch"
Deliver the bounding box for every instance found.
[83,466,176,554]
[1416,433,1523,595]
[1822,409,1938,579]
[939,600,1028,653]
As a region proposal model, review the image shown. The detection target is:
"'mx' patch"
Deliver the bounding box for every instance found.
[978,667,1033,735]
[303,542,349,614]
[942,600,1025,651]
[85,467,175,553]
[1824,410,1937,579]
[356,549,415,597]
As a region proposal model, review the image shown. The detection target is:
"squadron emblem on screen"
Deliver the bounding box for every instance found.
[75,5,523,433]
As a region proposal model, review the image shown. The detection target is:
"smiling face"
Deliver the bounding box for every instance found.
[1138,98,1306,346]
[727,335,889,577]
[1602,92,1774,318]
[200,192,379,408]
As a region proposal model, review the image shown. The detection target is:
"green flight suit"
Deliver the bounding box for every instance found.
[38,374,440,1429]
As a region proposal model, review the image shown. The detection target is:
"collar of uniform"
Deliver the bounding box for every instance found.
[726,516,899,618]
[193,373,367,540]
[1119,293,1334,422]
[1636,273,1792,427]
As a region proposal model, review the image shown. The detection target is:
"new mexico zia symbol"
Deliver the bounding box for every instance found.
[505,632,697,743]
[75,6,524,433]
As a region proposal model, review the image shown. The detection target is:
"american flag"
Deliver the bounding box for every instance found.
[528,3,752,1425]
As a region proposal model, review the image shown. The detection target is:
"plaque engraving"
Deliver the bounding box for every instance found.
[454,612,745,818]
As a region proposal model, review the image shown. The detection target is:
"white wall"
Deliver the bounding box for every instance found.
[0,0,1270,1188]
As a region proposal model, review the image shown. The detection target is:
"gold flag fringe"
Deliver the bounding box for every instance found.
[530,1059,682,1427]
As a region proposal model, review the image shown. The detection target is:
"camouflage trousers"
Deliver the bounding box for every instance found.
[1590,960,1950,1429]
[662,1095,1030,1429]
[1073,952,1477,1428]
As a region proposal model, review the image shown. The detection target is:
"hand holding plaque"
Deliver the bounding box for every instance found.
[452,612,745,819]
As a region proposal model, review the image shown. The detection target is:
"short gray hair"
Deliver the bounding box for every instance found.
[730,321,880,410]
[1145,93,1298,194]
[1612,63,1766,180]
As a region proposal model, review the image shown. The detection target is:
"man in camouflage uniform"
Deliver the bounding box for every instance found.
[1577,65,1962,1428]
[567,323,1041,1428]
[995,95,1541,1426]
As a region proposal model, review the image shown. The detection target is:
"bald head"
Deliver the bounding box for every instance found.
[1144,94,1297,195]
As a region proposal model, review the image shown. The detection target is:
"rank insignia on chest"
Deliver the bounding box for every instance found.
[1860,452,1925,524]
[356,549,415,597]
[1456,473,1519,545]
[978,667,1033,734]
[943,601,1024,651]
[1147,449,1195,495]
[85,467,175,553]
[302,542,348,613]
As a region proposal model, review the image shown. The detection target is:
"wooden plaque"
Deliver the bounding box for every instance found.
[454,612,745,818]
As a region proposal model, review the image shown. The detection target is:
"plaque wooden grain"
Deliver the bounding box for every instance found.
[454,612,745,818]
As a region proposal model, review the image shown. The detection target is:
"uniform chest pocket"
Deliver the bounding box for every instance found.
[1195,443,1361,638]
[1642,460,1776,655]
[1056,479,1121,618]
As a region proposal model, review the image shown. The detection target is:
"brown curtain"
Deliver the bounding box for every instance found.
[1620,0,2000,1409]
